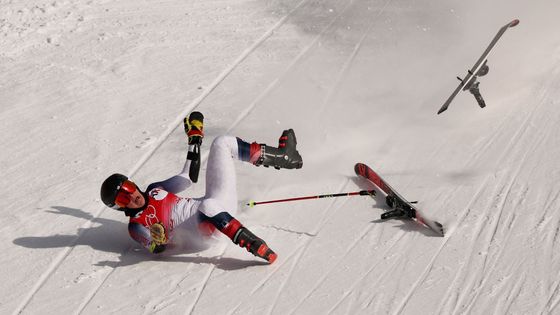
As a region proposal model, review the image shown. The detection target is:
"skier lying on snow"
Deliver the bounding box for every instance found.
[100,112,303,264]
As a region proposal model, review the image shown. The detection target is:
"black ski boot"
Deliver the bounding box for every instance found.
[234,227,277,263]
[469,81,486,108]
[254,129,303,170]
[183,112,204,182]
[219,217,277,263]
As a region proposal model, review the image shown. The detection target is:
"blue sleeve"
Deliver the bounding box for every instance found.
[147,174,192,194]
[128,222,166,254]
[199,211,235,230]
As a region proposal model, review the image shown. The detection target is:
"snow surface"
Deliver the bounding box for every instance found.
[2,0,560,314]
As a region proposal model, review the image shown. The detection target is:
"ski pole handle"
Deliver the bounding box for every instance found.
[247,189,376,207]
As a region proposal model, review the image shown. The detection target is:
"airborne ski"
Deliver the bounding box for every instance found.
[355,163,444,236]
[437,19,519,114]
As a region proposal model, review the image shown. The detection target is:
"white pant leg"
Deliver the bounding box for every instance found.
[197,135,239,218]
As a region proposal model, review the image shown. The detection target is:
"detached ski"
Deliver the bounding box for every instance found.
[437,19,519,114]
[355,163,444,236]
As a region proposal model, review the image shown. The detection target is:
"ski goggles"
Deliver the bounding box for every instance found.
[114,180,137,208]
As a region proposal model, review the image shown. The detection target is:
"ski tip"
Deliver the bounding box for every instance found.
[354,163,364,175]
[509,19,520,27]
[247,200,256,207]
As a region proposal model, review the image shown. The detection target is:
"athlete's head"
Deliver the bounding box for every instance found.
[100,173,146,210]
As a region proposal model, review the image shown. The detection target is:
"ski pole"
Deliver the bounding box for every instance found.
[247,190,376,207]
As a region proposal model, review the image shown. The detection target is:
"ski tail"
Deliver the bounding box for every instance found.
[415,212,445,236]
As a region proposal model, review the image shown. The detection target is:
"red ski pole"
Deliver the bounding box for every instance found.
[247,190,376,207]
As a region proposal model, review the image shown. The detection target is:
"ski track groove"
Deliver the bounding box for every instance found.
[249,244,305,295]
[355,145,454,314]
[540,186,560,314]
[142,261,201,315]
[437,178,520,315]
[341,162,449,315]
[392,224,461,315]
[523,63,560,315]
[267,244,309,315]
[12,1,310,313]
[501,268,526,314]
[449,123,539,314]
[11,206,111,315]
[537,188,560,291]
[426,176,495,315]
[535,190,560,233]
[74,246,134,315]
[542,278,560,315]
[227,179,353,315]
[184,244,229,315]
[326,232,407,315]
[353,136,464,312]
[448,59,560,315]
[226,241,311,315]
[461,181,526,314]
[224,0,358,135]
[288,221,376,314]
[266,180,354,315]
[550,295,560,315]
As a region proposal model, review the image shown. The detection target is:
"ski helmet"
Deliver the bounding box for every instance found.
[100,173,129,209]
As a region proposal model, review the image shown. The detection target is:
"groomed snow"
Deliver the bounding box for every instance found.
[2,0,560,314]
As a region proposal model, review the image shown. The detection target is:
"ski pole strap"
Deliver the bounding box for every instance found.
[248,189,376,207]
[359,190,376,196]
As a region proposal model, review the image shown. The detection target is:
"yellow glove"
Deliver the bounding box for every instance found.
[184,112,204,145]
[150,223,167,245]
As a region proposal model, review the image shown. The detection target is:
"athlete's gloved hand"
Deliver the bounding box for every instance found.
[183,112,204,145]
[150,223,167,245]
[148,242,166,254]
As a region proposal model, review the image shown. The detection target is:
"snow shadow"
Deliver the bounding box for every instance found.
[13,206,130,254]
[13,206,266,270]
[96,251,269,270]
[370,218,443,237]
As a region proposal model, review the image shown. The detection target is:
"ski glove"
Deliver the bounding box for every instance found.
[148,242,166,254]
[150,223,167,245]
[183,112,204,145]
